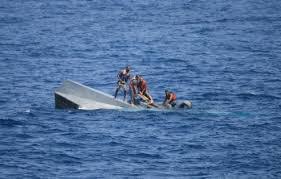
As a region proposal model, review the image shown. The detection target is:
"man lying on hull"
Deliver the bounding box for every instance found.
[163,90,177,108]
[114,66,131,101]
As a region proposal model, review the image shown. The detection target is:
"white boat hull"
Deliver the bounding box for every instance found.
[55,80,132,110]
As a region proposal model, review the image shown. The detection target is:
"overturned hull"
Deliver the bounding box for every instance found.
[55,80,192,110]
[55,80,133,110]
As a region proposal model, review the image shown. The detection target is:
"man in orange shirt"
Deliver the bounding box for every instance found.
[163,90,177,108]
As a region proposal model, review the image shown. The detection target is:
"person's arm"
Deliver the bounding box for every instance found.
[140,82,147,94]
[117,71,121,80]
[118,71,127,84]
[163,94,171,106]
[126,74,130,82]
[163,98,167,105]
[163,94,168,105]
[140,88,145,95]
[133,87,137,96]
[168,95,173,103]
[138,83,143,94]
[129,83,135,95]
[130,93,135,104]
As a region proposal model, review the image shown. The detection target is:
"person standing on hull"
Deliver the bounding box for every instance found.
[135,75,154,105]
[163,90,177,108]
[114,66,131,101]
[129,76,138,105]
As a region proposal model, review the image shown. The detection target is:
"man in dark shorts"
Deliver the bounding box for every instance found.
[114,66,131,101]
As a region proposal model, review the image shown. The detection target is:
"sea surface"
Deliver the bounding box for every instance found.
[1,0,281,178]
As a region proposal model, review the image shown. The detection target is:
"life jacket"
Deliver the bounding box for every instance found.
[167,92,176,101]
[171,93,176,101]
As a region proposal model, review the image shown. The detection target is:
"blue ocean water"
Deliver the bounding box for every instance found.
[1,0,281,178]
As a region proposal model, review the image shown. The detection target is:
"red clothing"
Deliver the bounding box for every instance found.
[170,93,176,101]
[138,80,147,94]
[167,92,176,102]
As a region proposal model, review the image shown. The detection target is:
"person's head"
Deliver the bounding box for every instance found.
[135,74,141,80]
[125,66,131,73]
[132,78,138,85]
[135,75,143,83]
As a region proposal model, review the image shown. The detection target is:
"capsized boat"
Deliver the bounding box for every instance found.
[54,80,192,110]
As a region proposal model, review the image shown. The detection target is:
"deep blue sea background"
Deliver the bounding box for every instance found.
[1,0,281,178]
